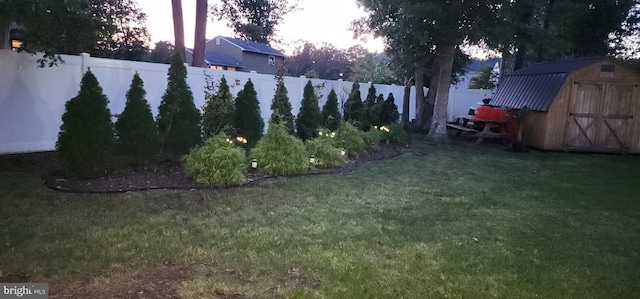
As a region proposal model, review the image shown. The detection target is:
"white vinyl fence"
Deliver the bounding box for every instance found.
[0,50,491,154]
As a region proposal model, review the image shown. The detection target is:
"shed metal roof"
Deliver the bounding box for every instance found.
[491,57,608,111]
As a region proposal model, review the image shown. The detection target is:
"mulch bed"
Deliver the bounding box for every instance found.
[43,143,408,194]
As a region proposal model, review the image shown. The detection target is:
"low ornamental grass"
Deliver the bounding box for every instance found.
[184,133,247,186]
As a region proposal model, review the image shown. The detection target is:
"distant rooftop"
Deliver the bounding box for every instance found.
[215,36,286,57]
[467,58,500,73]
[186,48,243,68]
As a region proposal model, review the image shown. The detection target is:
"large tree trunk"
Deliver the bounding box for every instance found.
[536,0,556,62]
[414,69,426,130]
[0,21,11,50]
[192,0,207,67]
[402,78,411,125]
[172,0,186,61]
[426,44,456,143]
[422,61,440,132]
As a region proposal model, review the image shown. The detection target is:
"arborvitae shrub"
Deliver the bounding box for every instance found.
[270,75,295,134]
[305,137,345,168]
[251,122,309,175]
[361,84,378,130]
[115,72,159,161]
[56,70,114,177]
[157,54,202,156]
[382,123,408,144]
[343,82,363,124]
[372,94,385,127]
[235,79,264,149]
[381,93,400,125]
[333,122,367,157]
[322,88,341,132]
[296,80,323,141]
[184,133,247,186]
[203,75,236,138]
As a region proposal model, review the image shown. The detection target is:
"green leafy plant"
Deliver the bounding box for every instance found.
[203,75,236,138]
[184,133,247,187]
[56,70,114,177]
[296,80,323,141]
[157,54,202,156]
[362,127,383,147]
[305,137,345,168]
[334,122,367,157]
[322,88,341,131]
[270,74,295,134]
[235,79,264,149]
[251,122,309,175]
[115,72,159,161]
[382,123,408,145]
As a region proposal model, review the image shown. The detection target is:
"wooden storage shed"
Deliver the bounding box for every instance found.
[491,57,640,153]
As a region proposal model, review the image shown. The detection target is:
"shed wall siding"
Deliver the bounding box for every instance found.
[523,112,548,149]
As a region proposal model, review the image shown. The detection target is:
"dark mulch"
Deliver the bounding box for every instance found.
[41,143,408,194]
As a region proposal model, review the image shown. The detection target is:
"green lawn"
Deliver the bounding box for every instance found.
[1,143,639,298]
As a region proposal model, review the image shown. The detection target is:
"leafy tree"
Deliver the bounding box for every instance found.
[115,72,159,160]
[90,0,151,61]
[343,82,363,124]
[468,65,498,89]
[380,93,400,125]
[157,54,202,156]
[203,75,236,138]
[322,89,341,131]
[287,42,352,79]
[1,0,152,66]
[1,0,96,66]
[357,0,500,143]
[235,79,264,148]
[211,0,298,44]
[56,70,114,176]
[296,80,323,140]
[269,75,295,134]
[149,41,175,64]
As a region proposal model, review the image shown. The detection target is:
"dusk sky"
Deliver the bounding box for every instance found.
[137,0,386,54]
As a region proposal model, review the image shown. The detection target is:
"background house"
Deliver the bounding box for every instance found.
[491,57,640,153]
[185,36,286,74]
[456,58,500,89]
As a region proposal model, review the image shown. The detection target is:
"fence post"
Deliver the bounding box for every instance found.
[80,52,90,74]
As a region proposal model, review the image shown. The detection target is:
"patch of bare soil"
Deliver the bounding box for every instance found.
[44,144,407,194]
[49,263,193,299]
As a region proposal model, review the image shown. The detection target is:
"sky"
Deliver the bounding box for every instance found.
[137,0,387,55]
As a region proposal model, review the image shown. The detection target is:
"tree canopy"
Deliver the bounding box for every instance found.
[1,0,151,66]
[211,0,298,44]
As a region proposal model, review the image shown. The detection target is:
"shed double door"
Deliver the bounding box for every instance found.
[565,80,636,151]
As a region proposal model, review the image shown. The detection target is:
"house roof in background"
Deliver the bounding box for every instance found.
[491,57,608,112]
[216,36,286,57]
[467,58,500,73]
[186,48,244,68]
